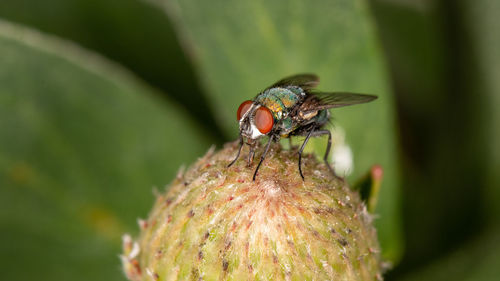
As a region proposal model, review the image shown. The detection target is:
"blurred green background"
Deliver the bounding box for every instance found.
[0,0,498,280]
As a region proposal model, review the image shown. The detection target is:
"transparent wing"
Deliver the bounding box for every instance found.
[314,91,377,108]
[299,91,377,112]
[268,74,320,90]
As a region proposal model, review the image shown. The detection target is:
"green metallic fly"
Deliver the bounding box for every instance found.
[228,74,377,181]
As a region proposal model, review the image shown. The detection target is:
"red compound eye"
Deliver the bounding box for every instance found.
[236,100,253,121]
[255,106,274,134]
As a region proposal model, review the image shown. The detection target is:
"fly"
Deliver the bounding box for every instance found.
[228,74,377,181]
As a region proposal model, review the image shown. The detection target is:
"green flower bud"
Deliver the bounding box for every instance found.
[122,143,382,280]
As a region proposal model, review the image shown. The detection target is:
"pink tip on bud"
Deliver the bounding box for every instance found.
[371,164,383,181]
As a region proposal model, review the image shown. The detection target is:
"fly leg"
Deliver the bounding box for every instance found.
[227,135,244,167]
[298,127,315,181]
[298,128,341,181]
[313,129,336,179]
[247,145,255,167]
[311,129,343,181]
[252,135,274,181]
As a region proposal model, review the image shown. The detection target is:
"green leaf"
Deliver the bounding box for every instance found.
[0,20,214,281]
[399,226,500,281]
[460,0,500,221]
[155,0,402,262]
[0,0,224,140]
[370,0,499,271]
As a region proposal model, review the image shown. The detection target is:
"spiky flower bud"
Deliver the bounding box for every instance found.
[121,142,382,280]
